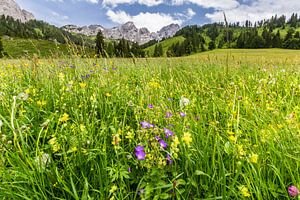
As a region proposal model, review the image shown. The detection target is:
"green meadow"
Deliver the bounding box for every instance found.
[0,49,300,199]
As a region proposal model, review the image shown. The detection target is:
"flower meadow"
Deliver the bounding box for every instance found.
[0,54,300,199]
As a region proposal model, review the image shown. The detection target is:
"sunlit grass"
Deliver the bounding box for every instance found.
[0,49,300,199]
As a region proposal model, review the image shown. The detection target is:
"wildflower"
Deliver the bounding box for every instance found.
[165,112,172,118]
[59,113,70,123]
[79,82,87,89]
[49,137,60,152]
[182,132,192,146]
[105,93,112,97]
[135,145,146,160]
[166,154,173,165]
[229,135,237,143]
[37,100,46,106]
[288,186,300,197]
[17,92,29,101]
[164,128,174,138]
[180,112,186,117]
[109,185,118,194]
[249,154,258,164]
[125,132,134,140]
[0,119,3,127]
[128,167,132,173]
[112,134,121,146]
[159,139,167,149]
[34,153,51,170]
[180,96,190,108]
[148,104,154,109]
[239,186,250,197]
[140,121,154,129]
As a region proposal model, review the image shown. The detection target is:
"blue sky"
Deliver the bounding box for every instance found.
[15,0,300,32]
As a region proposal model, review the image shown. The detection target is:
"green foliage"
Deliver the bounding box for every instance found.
[95,30,105,57]
[0,49,300,199]
[0,36,3,58]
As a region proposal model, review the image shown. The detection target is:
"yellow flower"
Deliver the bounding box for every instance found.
[148,81,161,89]
[229,135,237,143]
[239,186,250,197]
[249,154,258,164]
[125,132,134,140]
[109,185,118,194]
[79,82,87,89]
[37,100,47,106]
[182,132,192,146]
[59,113,70,123]
[105,92,112,97]
[49,137,60,152]
[112,134,121,146]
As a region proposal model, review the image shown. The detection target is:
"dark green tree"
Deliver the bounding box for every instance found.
[208,41,216,50]
[95,30,105,57]
[0,36,4,58]
[272,31,282,48]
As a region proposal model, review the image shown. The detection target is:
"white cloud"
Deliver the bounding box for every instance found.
[205,0,300,23]
[186,8,196,19]
[102,0,163,7]
[51,11,69,20]
[84,0,99,3]
[171,0,239,10]
[106,9,182,32]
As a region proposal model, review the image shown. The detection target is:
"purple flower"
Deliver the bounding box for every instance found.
[128,167,132,173]
[288,186,300,197]
[148,104,154,109]
[138,188,145,195]
[166,112,172,118]
[135,145,146,160]
[168,98,173,101]
[135,145,144,152]
[180,112,186,117]
[159,139,167,149]
[112,67,117,71]
[140,121,154,129]
[155,136,161,141]
[164,128,174,138]
[166,154,173,165]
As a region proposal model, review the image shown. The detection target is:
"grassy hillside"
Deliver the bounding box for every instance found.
[144,36,185,56]
[2,37,95,58]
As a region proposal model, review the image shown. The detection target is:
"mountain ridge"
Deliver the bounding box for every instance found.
[62,22,180,45]
[0,0,34,22]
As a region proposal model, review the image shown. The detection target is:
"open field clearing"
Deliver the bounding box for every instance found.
[0,49,300,199]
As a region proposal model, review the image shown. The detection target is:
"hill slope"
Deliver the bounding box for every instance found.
[144,36,185,56]
[2,37,94,58]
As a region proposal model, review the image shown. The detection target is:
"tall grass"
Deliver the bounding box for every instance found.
[0,51,300,199]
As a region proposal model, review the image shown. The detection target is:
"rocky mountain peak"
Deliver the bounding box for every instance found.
[0,0,34,22]
[62,22,180,45]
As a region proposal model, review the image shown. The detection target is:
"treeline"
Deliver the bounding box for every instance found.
[0,15,93,46]
[161,13,300,57]
[95,31,145,58]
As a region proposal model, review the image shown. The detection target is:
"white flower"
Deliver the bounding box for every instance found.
[0,119,3,127]
[180,96,190,108]
[17,92,29,101]
[34,153,51,170]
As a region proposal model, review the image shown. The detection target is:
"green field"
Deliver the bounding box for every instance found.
[2,37,94,58]
[144,36,185,56]
[0,49,300,199]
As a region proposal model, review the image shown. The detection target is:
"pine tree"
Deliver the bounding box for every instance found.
[0,36,4,58]
[95,30,105,57]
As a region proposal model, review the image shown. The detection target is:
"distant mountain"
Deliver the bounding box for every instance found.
[0,0,34,22]
[62,22,181,45]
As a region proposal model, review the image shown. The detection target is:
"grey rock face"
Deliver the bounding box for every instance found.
[62,21,180,45]
[0,0,34,22]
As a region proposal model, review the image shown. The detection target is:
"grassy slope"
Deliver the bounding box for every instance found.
[2,37,94,58]
[144,36,185,56]
[188,48,300,66]
[145,26,300,54]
